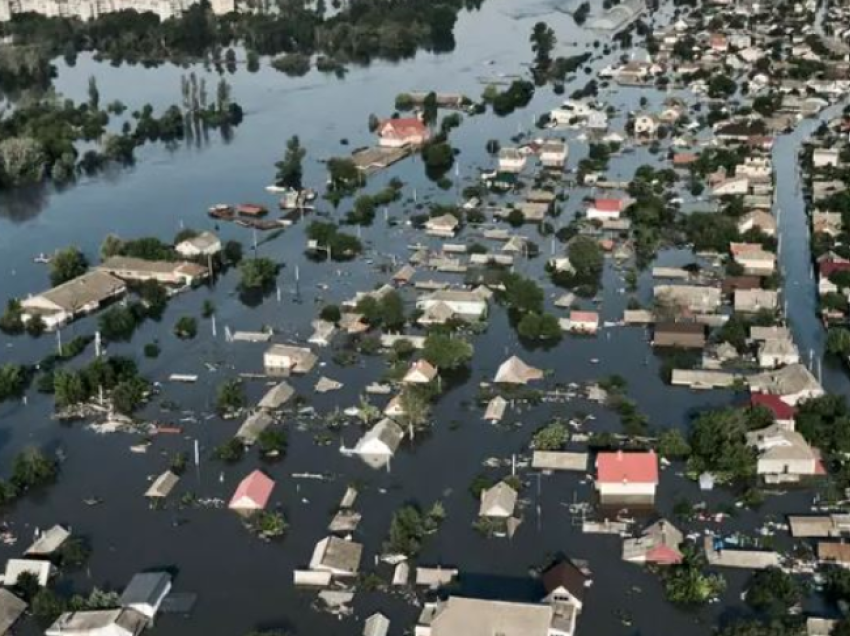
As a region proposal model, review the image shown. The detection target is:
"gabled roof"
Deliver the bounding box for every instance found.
[596,451,659,485]
[0,589,26,636]
[120,571,171,608]
[229,470,275,510]
[750,392,796,421]
[592,198,624,212]
[541,560,589,603]
[494,356,544,384]
[380,117,427,137]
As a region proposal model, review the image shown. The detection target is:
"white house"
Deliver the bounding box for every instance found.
[46,609,147,636]
[425,214,460,238]
[758,337,800,369]
[540,139,568,168]
[498,148,527,173]
[416,289,487,321]
[586,198,626,220]
[712,176,750,196]
[747,424,820,482]
[595,450,659,504]
[175,231,221,258]
[378,118,430,148]
[119,572,172,621]
[403,360,438,384]
[310,537,363,577]
[633,114,659,137]
[735,156,772,182]
[813,148,840,169]
[479,481,518,518]
[353,418,404,470]
[20,271,127,331]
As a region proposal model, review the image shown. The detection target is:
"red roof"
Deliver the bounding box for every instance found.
[570,311,599,323]
[593,198,624,212]
[229,470,275,510]
[596,451,658,484]
[820,260,850,279]
[646,544,683,565]
[750,392,796,421]
[381,117,427,138]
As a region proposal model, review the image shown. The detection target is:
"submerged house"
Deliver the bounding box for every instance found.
[263,345,318,374]
[97,256,209,286]
[228,470,275,513]
[20,271,127,331]
[479,481,518,518]
[418,596,576,636]
[119,572,172,621]
[310,536,363,577]
[748,364,824,405]
[46,609,147,636]
[622,519,684,564]
[652,322,706,349]
[378,117,430,147]
[0,589,26,636]
[175,231,221,257]
[595,451,659,504]
[747,423,822,482]
[494,356,544,385]
[404,360,438,384]
[353,418,404,470]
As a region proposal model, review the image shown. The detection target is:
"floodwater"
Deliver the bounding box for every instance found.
[0,0,843,634]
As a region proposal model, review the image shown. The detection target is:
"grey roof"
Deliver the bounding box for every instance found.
[120,572,172,608]
[363,612,390,636]
[430,597,552,636]
[29,271,126,313]
[358,419,404,454]
[235,411,273,444]
[258,381,295,410]
[25,525,70,556]
[144,471,180,498]
[494,356,544,384]
[313,537,363,574]
[479,482,518,518]
[47,609,148,636]
[748,363,823,396]
[0,590,26,636]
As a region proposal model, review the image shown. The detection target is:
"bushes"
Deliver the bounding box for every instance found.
[174,315,198,339]
[517,312,561,340]
[238,258,279,290]
[216,379,246,416]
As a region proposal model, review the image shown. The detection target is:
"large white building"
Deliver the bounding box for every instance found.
[0,0,234,23]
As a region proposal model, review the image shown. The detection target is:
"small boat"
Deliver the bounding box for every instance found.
[33,253,51,264]
[265,184,289,193]
[208,204,235,220]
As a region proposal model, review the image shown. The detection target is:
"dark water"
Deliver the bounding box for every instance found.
[0,0,842,634]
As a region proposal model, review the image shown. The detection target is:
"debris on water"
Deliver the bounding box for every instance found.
[83,497,103,506]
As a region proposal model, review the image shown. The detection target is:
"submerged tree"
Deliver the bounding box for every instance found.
[275,135,307,189]
[530,22,556,70]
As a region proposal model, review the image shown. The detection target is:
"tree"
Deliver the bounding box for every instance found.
[216,379,246,415]
[98,306,139,342]
[422,141,454,179]
[568,236,604,283]
[275,135,306,189]
[500,272,544,314]
[532,421,569,450]
[422,92,438,127]
[258,428,287,457]
[223,240,243,265]
[327,157,359,191]
[744,567,802,615]
[174,316,198,339]
[827,328,850,356]
[517,312,561,340]
[663,552,726,604]
[32,588,67,626]
[11,448,57,491]
[50,247,88,286]
[0,137,46,186]
[530,22,556,69]
[0,364,28,403]
[688,408,757,480]
[423,334,473,370]
[213,438,245,462]
[657,429,691,459]
[398,387,431,431]
[247,511,287,540]
[53,370,88,407]
[238,258,278,290]
[795,395,850,455]
[386,505,428,555]
[59,537,91,569]
[110,377,148,414]
[0,299,24,335]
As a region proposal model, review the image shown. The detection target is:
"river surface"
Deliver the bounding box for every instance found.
[0,0,843,634]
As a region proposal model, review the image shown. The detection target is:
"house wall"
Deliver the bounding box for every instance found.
[598,482,656,503]
[758,458,815,476]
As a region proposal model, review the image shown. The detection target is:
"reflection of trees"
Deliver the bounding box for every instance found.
[0,184,49,224]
